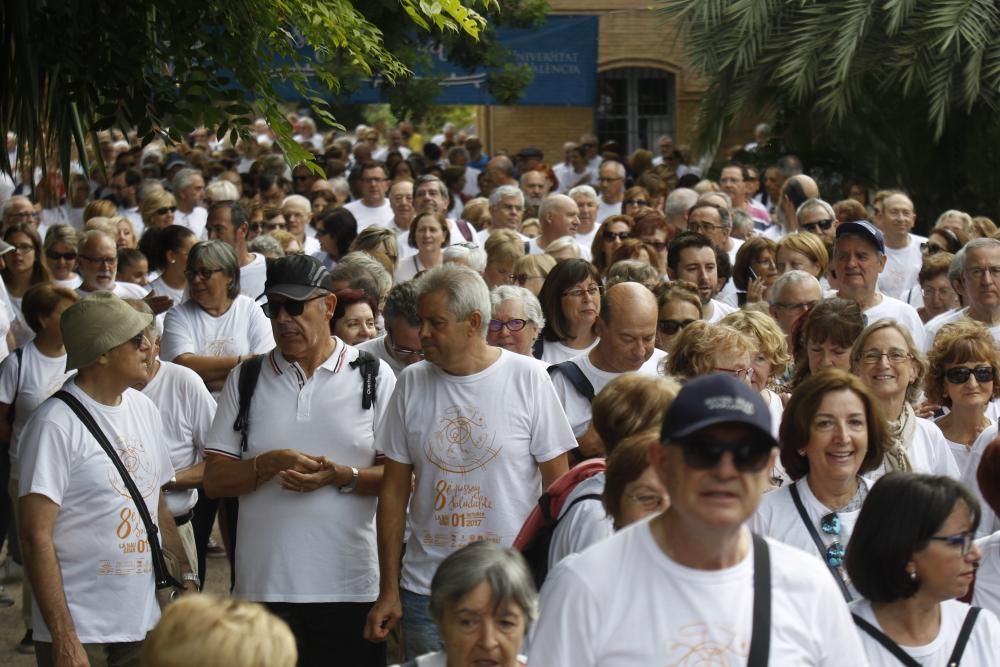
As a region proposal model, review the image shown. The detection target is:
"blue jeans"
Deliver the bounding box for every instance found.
[400,588,441,658]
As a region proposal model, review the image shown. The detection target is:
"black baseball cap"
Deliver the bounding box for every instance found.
[261,254,332,300]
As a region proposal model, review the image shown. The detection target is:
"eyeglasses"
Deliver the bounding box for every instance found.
[945,366,995,384]
[488,318,528,332]
[598,176,623,183]
[361,177,387,184]
[645,240,668,252]
[657,318,696,335]
[514,273,542,286]
[153,206,178,216]
[922,286,957,300]
[46,250,77,262]
[920,242,947,255]
[562,285,602,299]
[689,222,722,234]
[263,222,287,231]
[861,349,911,365]
[184,268,224,282]
[11,243,35,254]
[821,512,846,568]
[927,531,976,557]
[80,254,117,266]
[624,199,649,207]
[6,211,39,221]
[389,341,424,358]
[716,366,755,382]
[602,231,630,241]
[625,492,668,512]
[668,437,773,473]
[773,300,817,313]
[261,294,326,319]
[801,218,835,234]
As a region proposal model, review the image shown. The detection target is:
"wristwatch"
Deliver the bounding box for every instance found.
[338,466,359,494]
[181,571,201,588]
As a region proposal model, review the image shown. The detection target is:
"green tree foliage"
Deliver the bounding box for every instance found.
[659,0,1000,218]
[0,0,499,177]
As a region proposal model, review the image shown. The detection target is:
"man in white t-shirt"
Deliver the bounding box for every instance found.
[172,168,207,238]
[415,175,473,245]
[875,192,926,300]
[205,201,267,299]
[364,264,575,658]
[689,199,741,307]
[111,168,145,237]
[387,180,416,253]
[203,254,395,667]
[345,161,393,231]
[356,281,423,377]
[720,161,771,226]
[667,232,736,323]
[833,220,926,349]
[19,293,196,664]
[475,186,524,245]
[549,282,664,455]
[924,238,1000,352]
[528,373,867,665]
[280,195,321,255]
[595,161,625,224]
[526,194,589,260]
[568,185,600,250]
[75,229,151,299]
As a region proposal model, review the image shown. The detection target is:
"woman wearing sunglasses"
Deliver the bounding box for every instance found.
[846,473,1000,664]
[925,321,1000,473]
[653,281,701,354]
[139,189,178,232]
[588,214,632,274]
[751,370,888,599]
[487,285,545,357]
[43,224,82,290]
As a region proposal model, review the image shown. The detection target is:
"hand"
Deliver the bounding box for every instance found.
[52,633,89,667]
[915,401,940,419]
[256,449,321,486]
[279,459,339,493]
[364,593,402,643]
[746,276,768,303]
[144,293,174,315]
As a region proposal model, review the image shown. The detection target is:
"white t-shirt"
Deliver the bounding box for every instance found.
[549,350,667,437]
[923,307,1000,353]
[596,198,622,225]
[749,477,869,600]
[576,227,598,253]
[973,532,1000,617]
[148,276,185,307]
[538,338,598,365]
[240,253,267,299]
[878,235,925,300]
[547,472,613,571]
[863,417,962,483]
[141,361,217,516]
[862,292,926,350]
[55,274,83,291]
[961,424,1000,538]
[528,521,867,665]
[705,298,737,323]
[764,389,783,439]
[0,342,74,478]
[205,343,396,602]
[18,381,173,643]
[851,598,1000,666]
[378,349,577,595]
[394,254,436,283]
[76,281,149,300]
[345,199,393,231]
[175,206,208,238]
[160,294,275,365]
[526,236,592,262]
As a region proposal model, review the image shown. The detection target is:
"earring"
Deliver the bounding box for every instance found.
[909,569,917,581]
[797,449,806,457]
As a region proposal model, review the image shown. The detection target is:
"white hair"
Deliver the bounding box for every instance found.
[415,264,492,338]
[567,185,598,202]
[443,244,488,273]
[280,194,311,212]
[769,270,822,305]
[490,285,545,330]
[489,185,524,208]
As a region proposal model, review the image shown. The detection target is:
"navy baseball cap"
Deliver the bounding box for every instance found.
[660,373,776,447]
[836,220,885,253]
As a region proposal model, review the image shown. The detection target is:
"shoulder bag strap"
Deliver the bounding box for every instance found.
[53,390,183,591]
[789,483,853,601]
[546,361,595,402]
[233,355,265,452]
[851,613,921,667]
[746,533,771,667]
[349,350,378,410]
[946,606,982,666]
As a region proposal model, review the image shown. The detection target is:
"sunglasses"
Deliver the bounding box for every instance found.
[184,268,224,282]
[821,512,845,568]
[46,250,77,262]
[261,294,326,319]
[646,241,668,252]
[945,366,995,384]
[514,273,542,286]
[801,218,835,234]
[668,437,773,473]
[920,242,947,255]
[624,199,649,207]
[488,318,528,332]
[658,318,696,335]
[603,231,629,241]
[154,206,178,216]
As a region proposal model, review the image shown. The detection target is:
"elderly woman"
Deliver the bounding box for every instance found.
[142,225,198,306]
[721,310,790,436]
[934,209,974,237]
[43,224,82,290]
[926,320,1000,472]
[775,231,829,281]
[846,473,1000,663]
[330,288,378,346]
[487,285,545,357]
[161,240,274,393]
[603,428,670,531]
[791,298,865,388]
[140,189,178,232]
[280,194,320,254]
[589,214,632,274]
[751,370,887,600]
[396,541,537,667]
[653,281,701,354]
[666,320,757,384]
[851,320,960,480]
[535,259,602,363]
[913,253,960,322]
[396,211,450,283]
[482,230,525,289]
[512,253,556,297]
[733,236,778,304]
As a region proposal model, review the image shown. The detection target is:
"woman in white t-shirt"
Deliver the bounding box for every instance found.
[142,224,197,307]
[846,473,1000,665]
[926,320,999,473]
[42,224,83,290]
[161,241,274,393]
[751,370,888,601]
[534,259,601,364]
[3,224,51,347]
[395,211,449,283]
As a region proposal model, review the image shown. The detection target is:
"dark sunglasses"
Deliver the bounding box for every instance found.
[657,318,696,335]
[514,273,541,285]
[801,218,834,233]
[184,268,223,282]
[646,241,668,252]
[945,366,995,384]
[261,294,326,319]
[821,512,845,567]
[46,250,77,262]
[488,318,528,332]
[668,438,773,473]
[624,199,649,207]
[920,242,947,255]
[603,231,629,241]
[154,206,178,216]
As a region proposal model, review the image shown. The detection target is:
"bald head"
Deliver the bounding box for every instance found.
[594,282,658,373]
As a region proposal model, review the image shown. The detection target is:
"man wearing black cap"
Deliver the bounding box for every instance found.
[203,254,395,667]
[528,374,866,664]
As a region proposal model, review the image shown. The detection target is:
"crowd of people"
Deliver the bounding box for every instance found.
[0,117,999,666]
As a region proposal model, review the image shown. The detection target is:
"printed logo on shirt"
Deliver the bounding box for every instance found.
[103,435,160,576]
[669,623,748,664]
[205,337,234,357]
[424,405,500,474]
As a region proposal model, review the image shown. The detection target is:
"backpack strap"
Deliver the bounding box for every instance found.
[348,350,379,410]
[947,606,982,667]
[851,613,921,666]
[547,361,595,402]
[233,355,265,453]
[747,533,771,667]
[531,337,544,360]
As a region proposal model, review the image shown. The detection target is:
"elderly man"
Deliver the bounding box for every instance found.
[797,197,838,243]
[651,134,675,166]
[357,281,423,376]
[205,201,268,299]
[364,264,575,658]
[520,169,549,218]
[569,185,600,249]
[719,161,770,226]
[387,179,416,253]
[528,194,587,259]
[874,192,926,300]
[280,194,321,254]
[667,232,736,323]
[768,270,823,339]
[528,374,867,664]
[477,185,524,244]
[414,175,471,244]
[2,195,41,235]
[833,220,925,348]
[596,161,626,224]
[77,230,148,299]
[373,128,411,162]
[172,168,207,238]
[924,238,1000,352]
[203,254,396,667]
[19,293,197,666]
[483,155,518,195]
[764,173,819,241]
[345,161,393,231]
[664,187,699,238]
[760,164,786,216]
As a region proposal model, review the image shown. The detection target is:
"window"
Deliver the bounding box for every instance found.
[596,67,676,153]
